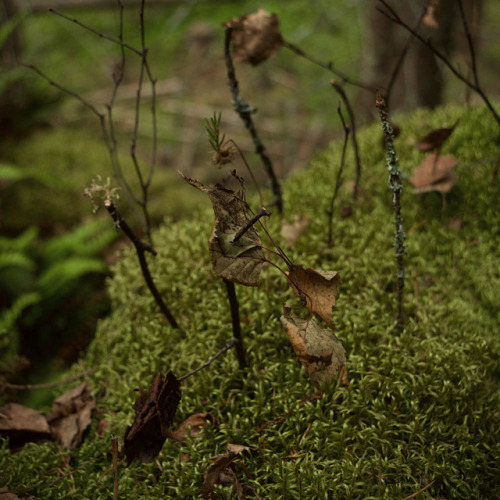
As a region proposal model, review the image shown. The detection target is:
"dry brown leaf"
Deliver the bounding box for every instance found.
[416,122,457,152]
[410,153,458,194]
[287,265,340,328]
[0,403,51,449]
[46,381,95,450]
[124,371,182,464]
[281,215,309,248]
[226,8,283,65]
[200,452,246,500]
[280,306,346,385]
[180,172,265,286]
[171,413,215,442]
[0,491,23,500]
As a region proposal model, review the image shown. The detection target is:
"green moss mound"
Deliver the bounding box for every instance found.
[1,104,499,498]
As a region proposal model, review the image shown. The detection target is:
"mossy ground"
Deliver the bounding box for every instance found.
[1,104,499,498]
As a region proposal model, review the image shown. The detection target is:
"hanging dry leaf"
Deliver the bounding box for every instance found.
[124,371,182,464]
[410,153,458,194]
[180,172,265,286]
[46,381,95,450]
[0,403,51,449]
[280,306,345,385]
[281,215,309,248]
[416,121,457,152]
[200,451,246,500]
[171,413,216,443]
[287,265,340,328]
[226,8,283,65]
[423,0,440,28]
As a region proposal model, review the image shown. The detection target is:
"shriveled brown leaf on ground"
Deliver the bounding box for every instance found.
[280,306,346,385]
[287,265,340,328]
[46,381,95,450]
[410,153,458,194]
[225,8,283,65]
[281,215,309,248]
[0,403,51,449]
[180,172,266,286]
[171,413,216,443]
[0,491,23,500]
[416,121,458,152]
[124,371,182,464]
[200,451,246,500]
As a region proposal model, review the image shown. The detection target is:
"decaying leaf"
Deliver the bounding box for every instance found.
[410,153,458,194]
[46,381,95,450]
[171,413,216,443]
[416,121,457,152]
[124,371,182,464]
[287,265,340,328]
[0,403,51,449]
[225,8,283,65]
[280,306,346,385]
[200,450,246,500]
[281,215,309,248]
[180,172,266,286]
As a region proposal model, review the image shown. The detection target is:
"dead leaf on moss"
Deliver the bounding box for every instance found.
[416,122,457,152]
[423,0,440,28]
[281,215,309,248]
[0,403,51,449]
[280,306,346,385]
[46,381,95,450]
[200,451,246,500]
[0,491,23,500]
[124,371,182,464]
[287,265,340,328]
[180,172,266,286]
[225,8,283,66]
[171,413,216,443]
[410,153,458,194]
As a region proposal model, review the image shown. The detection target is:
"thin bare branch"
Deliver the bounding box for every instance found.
[1,370,94,391]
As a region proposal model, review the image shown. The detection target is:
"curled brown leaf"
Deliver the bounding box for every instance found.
[180,172,266,286]
[287,265,340,328]
[280,306,346,385]
[226,8,283,65]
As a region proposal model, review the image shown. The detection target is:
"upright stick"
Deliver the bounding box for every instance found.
[375,91,405,333]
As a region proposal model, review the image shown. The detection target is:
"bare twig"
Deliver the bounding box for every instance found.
[104,201,179,329]
[111,436,119,500]
[224,26,283,212]
[232,207,272,243]
[1,369,94,391]
[331,80,362,200]
[178,338,238,382]
[223,279,247,369]
[282,40,372,92]
[402,479,437,500]
[49,8,142,56]
[384,1,429,109]
[377,0,500,127]
[376,90,405,333]
[326,103,349,246]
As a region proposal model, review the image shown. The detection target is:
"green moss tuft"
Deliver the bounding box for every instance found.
[2,104,499,498]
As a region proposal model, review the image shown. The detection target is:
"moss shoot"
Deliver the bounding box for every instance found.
[1,104,499,499]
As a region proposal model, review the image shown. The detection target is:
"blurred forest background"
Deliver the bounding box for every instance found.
[1,0,499,397]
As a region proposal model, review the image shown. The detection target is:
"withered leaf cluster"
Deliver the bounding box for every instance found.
[0,381,95,451]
